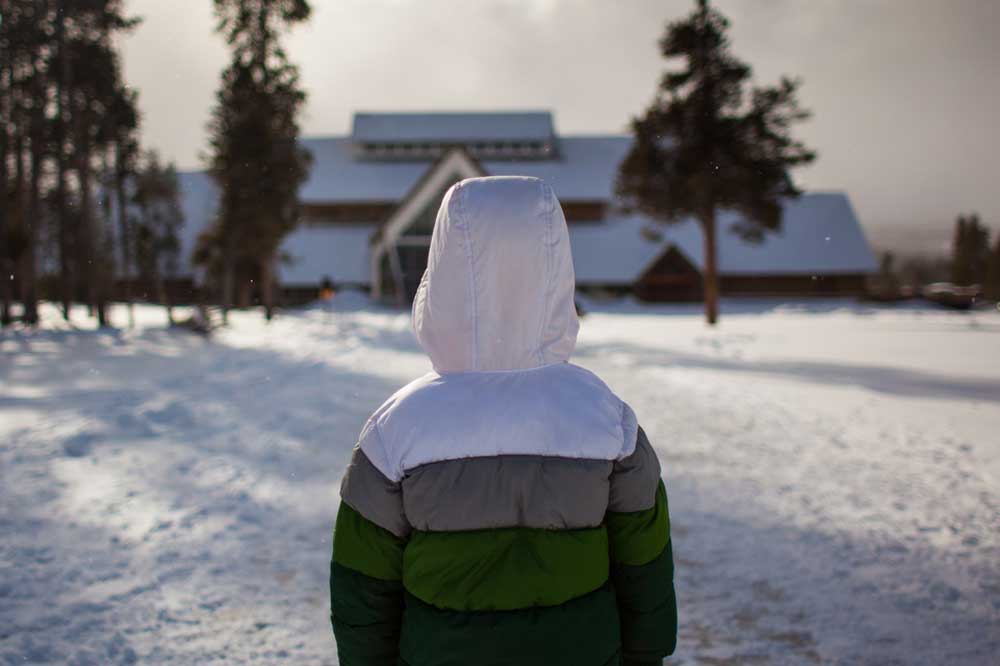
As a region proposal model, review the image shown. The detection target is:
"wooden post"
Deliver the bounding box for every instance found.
[702,207,719,325]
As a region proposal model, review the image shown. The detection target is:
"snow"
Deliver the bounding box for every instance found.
[3,298,998,665]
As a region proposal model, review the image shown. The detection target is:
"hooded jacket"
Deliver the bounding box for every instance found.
[330,176,677,666]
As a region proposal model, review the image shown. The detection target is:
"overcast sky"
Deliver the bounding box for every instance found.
[120,0,1000,253]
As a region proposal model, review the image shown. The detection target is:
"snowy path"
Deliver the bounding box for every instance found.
[2,300,999,665]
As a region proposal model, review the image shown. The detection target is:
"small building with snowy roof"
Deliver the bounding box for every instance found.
[175,111,877,303]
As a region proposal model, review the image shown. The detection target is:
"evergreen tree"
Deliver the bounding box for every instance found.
[132,151,183,325]
[0,0,19,326]
[0,1,138,324]
[107,80,140,327]
[617,0,815,324]
[877,251,900,295]
[205,0,312,322]
[986,232,1000,302]
[0,0,45,325]
[951,213,989,286]
[67,2,139,326]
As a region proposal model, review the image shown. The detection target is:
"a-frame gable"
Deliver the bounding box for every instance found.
[371,148,486,301]
[376,147,486,247]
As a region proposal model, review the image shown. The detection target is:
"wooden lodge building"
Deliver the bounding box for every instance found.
[176,111,877,303]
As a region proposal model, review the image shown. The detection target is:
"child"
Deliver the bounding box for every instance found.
[330,176,677,666]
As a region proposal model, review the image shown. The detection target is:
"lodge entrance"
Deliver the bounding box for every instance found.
[372,148,487,304]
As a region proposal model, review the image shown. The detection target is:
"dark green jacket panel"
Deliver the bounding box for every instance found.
[398,582,622,666]
[330,561,404,666]
[331,502,408,666]
[606,480,677,664]
[613,540,677,664]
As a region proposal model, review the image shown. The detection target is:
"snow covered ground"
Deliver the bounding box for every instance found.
[2,297,998,665]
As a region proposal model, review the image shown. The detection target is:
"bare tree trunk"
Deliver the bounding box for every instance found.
[115,139,134,328]
[0,266,11,327]
[702,207,719,326]
[22,47,44,326]
[221,233,234,325]
[260,254,274,320]
[75,132,98,326]
[7,106,30,326]
[153,267,172,326]
[55,7,72,321]
[0,45,11,327]
[238,279,250,309]
[77,141,104,325]
[97,151,116,328]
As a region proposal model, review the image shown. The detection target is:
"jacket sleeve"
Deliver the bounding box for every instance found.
[330,437,411,666]
[606,425,678,666]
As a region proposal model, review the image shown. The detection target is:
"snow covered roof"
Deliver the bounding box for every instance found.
[710,193,878,276]
[176,123,876,286]
[569,213,664,284]
[173,170,374,285]
[280,225,372,285]
[569,193,878,284]
[299,135,630,203]
[352,111,554,144]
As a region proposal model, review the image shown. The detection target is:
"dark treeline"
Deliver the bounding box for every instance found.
[874,213,1000,301]
[951,214,993,290]
[1,0,312,329]
[0,0,185,328]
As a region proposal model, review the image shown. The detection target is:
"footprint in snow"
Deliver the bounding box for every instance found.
[63,432,99,457]
[144,401,195,428]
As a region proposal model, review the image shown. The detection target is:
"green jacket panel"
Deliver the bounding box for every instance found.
[333,500,406,581]
[403,524,609,611]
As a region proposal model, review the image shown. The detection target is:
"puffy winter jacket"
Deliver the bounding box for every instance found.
[330,176,677,666]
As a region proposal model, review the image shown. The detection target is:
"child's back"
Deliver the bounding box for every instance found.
[331,176,677,666]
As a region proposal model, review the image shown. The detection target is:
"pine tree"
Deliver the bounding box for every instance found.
[206,0,312,322]
[0,0,44,325]
[617,0,815,324]
[951,215,968,285]
[68,3,139,326]
[877,251,900,295]
[967,214,989,286]
[2,0,139,324]
[132,151,184,325]
[951,213,989,286]
[986,232,1000,302]
[0,0,18,326]
[108,81,140,327]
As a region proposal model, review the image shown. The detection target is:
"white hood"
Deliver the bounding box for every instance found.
[412,176,580,373]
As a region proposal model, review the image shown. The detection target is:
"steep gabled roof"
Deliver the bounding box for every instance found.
[352,111,554,144]
[569,193,878,284]
[298,135,631,203]
[687,193,878,275]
